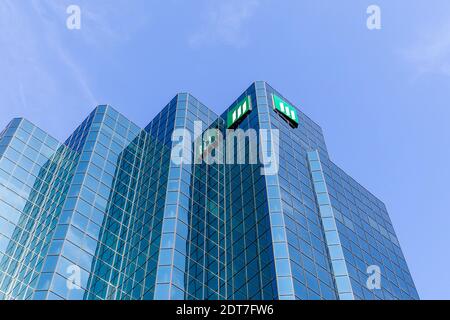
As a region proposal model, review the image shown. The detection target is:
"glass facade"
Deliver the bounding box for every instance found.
[0,82,418,300]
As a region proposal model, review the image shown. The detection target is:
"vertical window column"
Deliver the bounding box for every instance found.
[307,150,354,300]
[154,98,191,300]
[258,82,295,300]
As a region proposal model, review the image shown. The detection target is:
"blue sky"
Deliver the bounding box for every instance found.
[0,0,449,299]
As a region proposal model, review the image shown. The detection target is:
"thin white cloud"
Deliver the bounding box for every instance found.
[402,22,450,77]
[33,2,98,105]
[0,0,57,113]
[189,0,261,48]
[0,0,150,132]
[0,0,95,112]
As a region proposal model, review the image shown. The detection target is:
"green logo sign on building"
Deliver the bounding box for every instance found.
[272,94,299,127]
[227,96,252,128]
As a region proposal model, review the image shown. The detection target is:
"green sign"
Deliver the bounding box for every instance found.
[227,96,252,128]
[272,94,299,127]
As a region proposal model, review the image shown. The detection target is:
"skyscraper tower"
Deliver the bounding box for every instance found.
[0,82,418,300]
